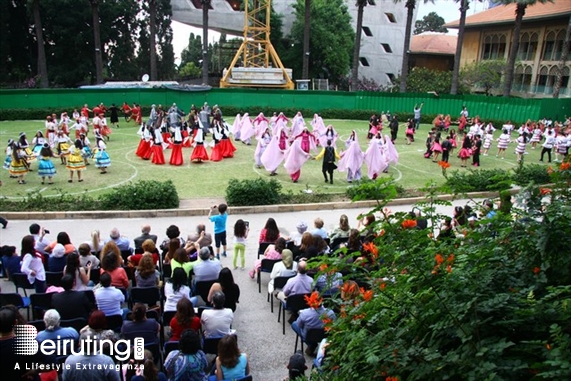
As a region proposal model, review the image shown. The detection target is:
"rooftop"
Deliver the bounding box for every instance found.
[409,33,457,55]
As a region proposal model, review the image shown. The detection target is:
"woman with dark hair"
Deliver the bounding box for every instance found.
[163,238,181,265]
[126,349,167,381]
[63,252,90,291]
[160,225,185,255]
[169,298,200,342]
[164,329,208,380]
[135,253,160,288]
[66,139,86,182]
[259,218,280,243]
[452,206,467,228]
[37,143,58,184]
[121,303,159,345]
[208,268,240,312]
[344,229,362,253]
[46,231,76,255]
[210,334,250,381]
[329,214,351,241]
[20,235,46,293]
[100,242,129,289]
[312,234,329,255]
[248,237,286,279]
[164,268,191,312]
[232,219,249,270]
[170,248,193,278]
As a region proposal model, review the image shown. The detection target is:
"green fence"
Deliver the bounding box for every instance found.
[0,88,569,122]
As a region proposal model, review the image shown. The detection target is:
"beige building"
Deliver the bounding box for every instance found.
[446,2,571,98]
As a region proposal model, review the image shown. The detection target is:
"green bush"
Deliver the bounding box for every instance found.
[0,189,99,212]
[225,177,283,206]
[346,177,404,201]
[98,180,179,210]
[513,163,552,186]
[444,168,512,193]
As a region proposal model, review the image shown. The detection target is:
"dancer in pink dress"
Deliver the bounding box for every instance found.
[284,138,312,183]
[338,130,364,183]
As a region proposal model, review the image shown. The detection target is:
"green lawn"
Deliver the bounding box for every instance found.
[0,118,546,200]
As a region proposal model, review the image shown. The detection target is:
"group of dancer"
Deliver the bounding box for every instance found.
[3,107,114,184]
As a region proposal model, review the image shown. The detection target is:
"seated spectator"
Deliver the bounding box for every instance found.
[269,249,298,294]
[45,231,77,255]
[160,225,186,256]
[36,309,79,347]
[286,351,307,381]
[200,291,234,338]
[80,310,117,343]
[259,217,280,243]
[130,238,160,266]
[88,229,103,255]
[341,229,362,255]
[287,221,307,247]
[210,334,250,381]
[78,243,100,269]
[249,237,286,279]
[293,232,313,261]
[63,331,120,381]
[133,224,158,250]
[52,274,92,320]
[408,208,428,230]
[277,261,313,307]
[292,292,335,356]
[169,298,200,342]
[187,223,213,248]
[126,349,166,381]
[438,217,455,242]
[329,214,351,241]
[63,252,90,291]
[358,214,376,238]
[314,265,343,296]
[164,330,208,380]
[164,268,191,312]
[193,247,222,285]
[121,303,159,346]
[103,227,133,253]
[0,245,20,280]
[163,238,181,264]
[94,272,125,317]
[48,243,67,272]
[311,217,328,239]
[170,247,195,278]
[207,268,240,312]
[134,253,160,288]
[312,234,329,256]
[29,223,50,256]
[100,244,129,289]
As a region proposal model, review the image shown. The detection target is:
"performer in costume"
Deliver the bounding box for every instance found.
[239,113,255,145]
[169,124,184,166]
[219,121,236,158]
[253,113,270,139]
[459,135,473,167]
[482,123,496,156]
[72,109,80,121]
[55,130,72,165]
[100,114,112,140]
[318,125,338,148]
[46,116,57,147]
[338,130,364,183]
[210,120,224,162]
[37,143,58,184]
[3,139,15,176]
[364,134,389,180]
[314,139,340,184]
[78,133,92,165]
[283,138,312,183]
[31,131,47,157]
[109,103,120,129]
[261,126,286,176]
[514,132,527,162]
[290,112,306,138]
[122,102,131,121]
[293,127,317,154]
[190,126,209,163]
[254,128,272,168]
[9,142,29,184]
[18,132,35,163]
[66,139,86,182]
[94,133,110,173]
[142,126,154,160]
[135,125,153,159]
[232,113,242,141]
[150,127,166,165]
[311,114,327,138]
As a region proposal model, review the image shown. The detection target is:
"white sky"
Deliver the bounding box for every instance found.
[171,0,494,64]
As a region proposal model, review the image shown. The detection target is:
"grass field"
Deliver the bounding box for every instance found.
[0,118,548,200]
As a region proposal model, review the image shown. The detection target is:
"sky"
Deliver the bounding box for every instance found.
[170,0,494,64]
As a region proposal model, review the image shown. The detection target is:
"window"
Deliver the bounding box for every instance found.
[381,43,392,53]
[517,32,537,61]
[362,26,373,37]
[385,13,396,23]
[481,34,506,60]
[542,31,556,60]
[359,57,370,66]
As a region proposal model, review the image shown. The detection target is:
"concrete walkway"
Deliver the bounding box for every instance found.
[0,197,480,380]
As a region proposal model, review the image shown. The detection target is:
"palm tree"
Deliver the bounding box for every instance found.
[450,0,472,95]
[553,14,570,99]
[500,0,551,97]
[149,0,157,81]
[350,0,369,91]
[302,0,310,79]
[32,0,48,87]
[201,0,210,85]
[89,0,104,84]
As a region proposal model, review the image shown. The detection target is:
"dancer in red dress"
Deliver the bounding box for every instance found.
[169,125,184,166]
[190,127,209,163]
[150,128,165,165]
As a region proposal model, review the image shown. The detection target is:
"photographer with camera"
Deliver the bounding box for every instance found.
[29,223,50,256]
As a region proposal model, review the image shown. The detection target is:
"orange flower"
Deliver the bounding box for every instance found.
[547,166,554,175]
[438,161,451,169]
[378,229,386,237]
[447,254,455,263]
[319,263,328,272]
[560,162,570,171]
[401,219,417,229]
[386,377,399,381]
[435,254,444,265]
[321,317,333,331]
[533,267,541,275]
[304,291,323,309]
[361,288,374,302]
[342,281,358,297]
[546,343,552,350]
[446,264,452,273]
[539,187,552,195]
[380,283,387,291]
[353,313,366,320]
[363,242,379,259]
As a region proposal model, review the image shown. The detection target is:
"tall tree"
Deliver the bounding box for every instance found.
[414,11,448,34]
[32,0,48,87]
[500,0,551,97]
[156,0,175,79]
[149,0,157,80]
[89,0,104,84]
[0,0,32,84]
[351,0,370,91]
[450,0,472,94]
[103,0,139,80]
[201,0,210,85]
[302,0,310,79]
[180,33,203,68]
[553,14,571,99]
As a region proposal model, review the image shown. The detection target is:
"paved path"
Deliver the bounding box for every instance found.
[0,198,479,380]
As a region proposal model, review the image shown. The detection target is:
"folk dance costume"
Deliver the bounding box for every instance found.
[181,124,192,148]
[18,132,36,165]
[318,125,339,148]
[3,140,14,173]
[59,113,71,135]
[9,143,30,183]
[294,129,317,154]
[94,136,111,173]
[55,133,71,162]
[338,131,364,183]
[46,118,57,147]
[239,113,255,145]
[283,138,311,182]
[254,129,272,167]
[210,122,224,162]
[384,135,399,166]
[37,145,57,183]
[555,135,568,161]
[100,117,112,139]
[482,124,495,154]
[220,122,236,158]
[290,112,306,138]
[458,136,473,165]
[135,125,153,159]
[364,136,389,180]
[151,128,166,165]
[261,127,287,176]
[232,114,242,141]
[530,127,542,147]
[311,114,327,138]
[66,144,86,178]
[31,131,47,157]
[169,125,184,166]
[190,128,209,163]
[253,113,270,139]
[515,135,527,161]
[496,133,511,151]
[78,135,92,164]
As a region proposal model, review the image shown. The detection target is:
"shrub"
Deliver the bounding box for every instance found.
[0,189,99,212]
[444,168,512,193]
[346,177,404,201]
[98,180,179,210]
[513,163,552,186]
[225,177,282,206]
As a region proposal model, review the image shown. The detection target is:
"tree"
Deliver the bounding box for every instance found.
[32,0,48,87]
[201,0,210,84]
[500,0,552,97]
[0,0,32,85]
[178,62,201,78]
[302,0,310,79]
[405,66,462,94]
[450,0,473,94]
[103,0,139,80]
[351,0,371,91]
[283,0,354,84]
[180,33,203,68]
[461,59,506,95]
[553,14,570,98]
[149,0,157,80]
[156,0,175,80]
[89,0,104,84]
[414,11,448,34]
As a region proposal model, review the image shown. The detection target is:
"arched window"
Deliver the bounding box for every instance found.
[553,30,565,61]
[481,33,507,60]
[542,31,556,61]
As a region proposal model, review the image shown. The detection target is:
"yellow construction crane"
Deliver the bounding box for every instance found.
[220,0,294,89]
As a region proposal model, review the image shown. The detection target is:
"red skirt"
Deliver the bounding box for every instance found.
[220,139,236,158]
[101,126,112,136]
[162,132,172,149]
[141,143,153,160]
[136,140,151,157]
[211,144,223,162]
[182,130,192,148]
[459,148,472,159]
[169,144,184,166]
[191,144,209,162]
[151,145,165,164]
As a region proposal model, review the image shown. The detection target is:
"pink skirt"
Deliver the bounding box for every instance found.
[459,148,472,159]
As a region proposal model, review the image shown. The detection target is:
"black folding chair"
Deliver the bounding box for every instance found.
[0,292,31,320]
[60,317,87,332]
[257,258,281,293]
[194,280,216,306]
[162,311,176,327]
[329,236,349,252]
[28,319,46,332]
[105,314,124,332]
[45,271,63,287]
[278,293,311,335]
[89,269,100,285]
[294,328,326,354]
[12,273,35,297]
[268,275,295,313]
[30,292,53,320]
[164,340,179,359]
[203,336,223,356]
[257,242,272,259]
[129,287,162,308]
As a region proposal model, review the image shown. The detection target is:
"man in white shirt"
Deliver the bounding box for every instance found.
[193,247,222,285]
[94,272,125,317]
[29,223,50,256]
[200,291,234,338]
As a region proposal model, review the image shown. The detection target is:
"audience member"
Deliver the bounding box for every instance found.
[210,334,250,381]
[259,217,280,243]
[104,227,133,255]
[63,252,90,291]
[129,239,160,266]
[135,253,160,287]
[36,309,79,345]
[63,331,120,381]
[121,303,160,346]
[164,330,208,380]
[207,267,241,312]
[88,229,103,255]
[160,225,186,255]
[163,238,181,264]
[100,246,129,289]
[278,261,313,308]
[47,243,67,272]
[78,242,100,269]
[133,224,158,250]
[249,237,286,279]
[52,274,92,320]
[29,223,50,255]
[94,272,125,317]
[285,351,307,381]
[127,349,167,381]
[169,298,200,342]
[287,221,308,246]
[170,247,195,278]
[329,214,351,240]
[314,265,343,296]
[201,291,234,338]
[45,231,77,255]
[164,268,191,312]
[193,247,222,284]
[79,310,117,342]
[269,249,298,294]
[188,223,213,248]
[20,235,46,293]
[292,292,335,356]
[311,218,328,239]
[1,245,20,279]
[294,232,314,261]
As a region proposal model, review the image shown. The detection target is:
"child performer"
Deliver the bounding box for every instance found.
[441,136,452,163]
[37,143,58,184]
[94,133,111,174]
[254,128,271,168]
[514,132,527,162]
[496,129,511,159]
[78,133,92,165]
[338,130,363,183]
[284,138,312,183]
[66,139,86,182]
[9,143,29,184]
[482,123,495,156]
[472,135,482,167]
[431,137,443,162]
[449,129,458,155]
[55,130,72,165]
[405,119,415,145]
[459,135,472,168]
[220,121,236,158]
[233,219,249,270]
[529,125,542,149]
[210,120,224,162]
[424,131,435,159]
[31,131,47,157]
[3,139,15,176]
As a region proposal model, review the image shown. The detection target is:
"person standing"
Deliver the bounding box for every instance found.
[37,143,58,185]
[413,103,423,130]
[540,130,556,163]
[20,235,46,293]
[389,115,399,143]
[315,140,340,184]
[472,135,482,167]
[108,103,119,129]
[209,203,228,259]
[66,139,86,183]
